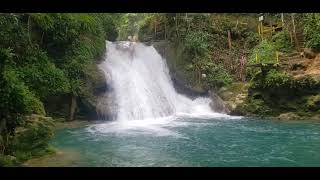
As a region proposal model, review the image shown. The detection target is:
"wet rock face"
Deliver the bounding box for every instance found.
[217,83,250,116]
[171,73,208,99]
[209,91,230,114]
[93,68,108,96]
[95,85,118,121]
[152,41,208,99]
[78,68,110,120]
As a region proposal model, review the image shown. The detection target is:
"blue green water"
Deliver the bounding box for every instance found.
[51,116,320,167]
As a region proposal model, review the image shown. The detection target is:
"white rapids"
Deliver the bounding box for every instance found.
[91,41,239,135]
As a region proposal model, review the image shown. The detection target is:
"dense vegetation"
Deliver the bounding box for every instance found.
[236,13,320,118]
[137,13,260,90]
[126,13,320,118]
[0,13,120,166]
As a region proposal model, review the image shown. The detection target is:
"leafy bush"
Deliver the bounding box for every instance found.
[306,95,320,111]
[17,52,70,99]
[249,40,277,64]
[183,30,211,59]
[0,13,119,165]
[303,13,320,50]
[200,61,233,89]
[272,31,294,53]
[1,67,45,130]
[9,115,54,162]
[264,69,292,88]
[0,155,19,167]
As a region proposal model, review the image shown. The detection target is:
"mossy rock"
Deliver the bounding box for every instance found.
[277,112,304,121]
[218,82,249,101]
[9,114,55,162]
[23,149,81,167]
[0,155,19,167]
[310,114,320,121]
[306,95,320,111]
[244,98,274,116]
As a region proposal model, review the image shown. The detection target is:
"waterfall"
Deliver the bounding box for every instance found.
[97,41,222,121]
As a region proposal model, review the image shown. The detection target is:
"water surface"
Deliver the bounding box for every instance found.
[51,116,320,167]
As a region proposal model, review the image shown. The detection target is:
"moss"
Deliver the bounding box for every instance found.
[245,66,320,118]
[13,146,55,163]
[306,95,320,111]
[218,82,249,101]
[277,112,303,121]
[7,115,55,164]
[243,98,274,116]
[0,155,19,167]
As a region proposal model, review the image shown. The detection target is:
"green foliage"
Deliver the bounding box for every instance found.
[200,61,233,89]
[0,155,19,167]
[184,31,211,58]
[249,40,277,64]
[271,31,294,53]
[9,115,55,162]
[303,13,320,49]
[17,51,70,99]
[244,97,274,116]
[0,13,119,165]
[264,69,291,88]
[118,13,150,40]
[1,68,45,130]
[306,95,320,111]
[246,64,320,116]
[138,13,260,88]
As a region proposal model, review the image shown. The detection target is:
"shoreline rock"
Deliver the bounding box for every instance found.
[208,90,230,114]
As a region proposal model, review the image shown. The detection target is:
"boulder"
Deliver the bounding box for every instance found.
[277,112,301,120]
[310,114,320,121]
[10,114,55,162]
[209,90,230,114]
[306,95,320,111]
[77,65,110,120]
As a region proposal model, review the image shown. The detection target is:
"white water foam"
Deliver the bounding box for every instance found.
[91,41,241,136]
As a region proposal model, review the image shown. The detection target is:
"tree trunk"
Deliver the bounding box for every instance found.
[289,31,293,45]
[291,13,298,47]
[0,120,6,154]
[27,15,32,45]
[41,32,44,46]
[164,22,166,40]
[228,30,232,50]
[198,69,201,85]
[69,94,77,121]
[175,14,179,37]
[154,21,157,40]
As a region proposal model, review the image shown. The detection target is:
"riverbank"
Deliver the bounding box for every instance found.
[23,119,98,167]
[23,149,81,167]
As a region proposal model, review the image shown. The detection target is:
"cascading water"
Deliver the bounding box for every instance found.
[48,43,320,167]
[97,41,230,123]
